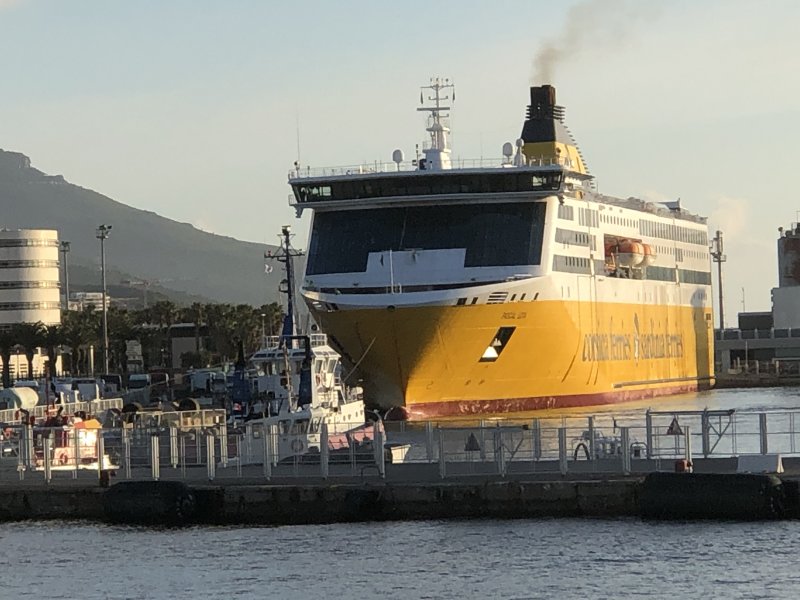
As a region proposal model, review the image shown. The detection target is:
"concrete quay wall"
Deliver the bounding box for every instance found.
[196,478,640,525]
[0,477,641,525]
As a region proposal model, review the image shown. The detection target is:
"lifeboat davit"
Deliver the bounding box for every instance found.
[615,240,644,268]
[641,243,656,267]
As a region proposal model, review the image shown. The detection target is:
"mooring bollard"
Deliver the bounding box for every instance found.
[621,427,631,475]
[558,427,568,475]
[151,433,160,481]
[43,435,52,483]
[320,422,329,480]
[206,432,216,481]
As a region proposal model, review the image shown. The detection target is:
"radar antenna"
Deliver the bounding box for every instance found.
[417,77,454,170]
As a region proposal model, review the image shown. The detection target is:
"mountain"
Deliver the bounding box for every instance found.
[0,149,286,305]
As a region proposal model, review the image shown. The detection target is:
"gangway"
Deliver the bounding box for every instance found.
[645,409,736,459]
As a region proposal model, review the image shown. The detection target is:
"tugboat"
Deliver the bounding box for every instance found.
[233,226,378,464]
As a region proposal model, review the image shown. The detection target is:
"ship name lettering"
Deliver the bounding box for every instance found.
[582,331,683,362]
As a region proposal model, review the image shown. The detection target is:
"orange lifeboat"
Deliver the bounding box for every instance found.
[641,243,656,267]
[615,239,644,268]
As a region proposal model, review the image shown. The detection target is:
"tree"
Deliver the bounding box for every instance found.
[62,307,99,376]
[0,328,15,388]
[11,322,45,378]
[41,324,66,381]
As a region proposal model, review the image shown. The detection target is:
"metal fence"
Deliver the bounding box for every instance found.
[3,407,800,484]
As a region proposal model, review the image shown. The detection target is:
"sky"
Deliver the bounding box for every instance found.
[1,0,798,322]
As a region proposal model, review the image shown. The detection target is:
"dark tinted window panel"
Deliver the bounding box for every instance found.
[307,202,546,275]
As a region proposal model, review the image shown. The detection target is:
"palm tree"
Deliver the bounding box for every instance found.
[62,308,99,376]
[0,328,15,388]
[11,322,45,378]
[41,324,66,381]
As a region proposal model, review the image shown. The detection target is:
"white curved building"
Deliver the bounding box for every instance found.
[0,229,61,327]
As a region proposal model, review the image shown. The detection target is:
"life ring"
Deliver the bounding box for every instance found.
[290,439,305,453]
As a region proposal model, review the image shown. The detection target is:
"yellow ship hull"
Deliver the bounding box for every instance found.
[312,299,714,420]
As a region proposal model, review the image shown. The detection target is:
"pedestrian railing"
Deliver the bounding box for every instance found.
[4,406,800,484]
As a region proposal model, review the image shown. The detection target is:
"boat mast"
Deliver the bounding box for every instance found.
[265,225,304,340]
[417,77,454,170]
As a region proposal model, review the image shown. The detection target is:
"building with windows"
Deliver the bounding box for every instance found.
[0,229,61,327]
[716,222,800,372]
[0,229,61,380]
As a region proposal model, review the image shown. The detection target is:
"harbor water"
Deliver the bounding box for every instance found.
[3,387,800,599]
[1,519,796,599]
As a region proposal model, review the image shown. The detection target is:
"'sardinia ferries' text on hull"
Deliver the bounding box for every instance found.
[287,79,714,420]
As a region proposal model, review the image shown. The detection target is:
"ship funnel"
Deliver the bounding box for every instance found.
[526,85,564,121]
[519,84,587,175]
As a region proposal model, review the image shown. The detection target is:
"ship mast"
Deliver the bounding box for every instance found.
[265,225,304,340]
[417,77,454,170]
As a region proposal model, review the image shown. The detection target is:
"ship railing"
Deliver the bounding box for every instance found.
[287,156,575,180]
[0,398,124,426]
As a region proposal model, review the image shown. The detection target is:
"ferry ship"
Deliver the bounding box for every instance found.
[287,79,714,420]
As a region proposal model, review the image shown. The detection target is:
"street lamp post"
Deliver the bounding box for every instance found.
[60,241,71,311]
[96,224,112,375]
[260,313,266,346]
[710,230,726,331]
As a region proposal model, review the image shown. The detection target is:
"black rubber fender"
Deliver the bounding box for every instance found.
[640,472,785,520]
[103,481,196,525]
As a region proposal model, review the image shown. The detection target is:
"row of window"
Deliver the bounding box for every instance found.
[579,207,599,228]
[655,246,709,262]
[601,213,637,228]
[566,204,708,248]
[0,239,59,248]
[555,228,595,249]
[552,254,712,285]
[294,172,564,203]
[307,203,547,274]
[0,260,59,269]
[0,281,59,289]
[640,219,707,246]
[557,204,574,220]
[0,301,60,311]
